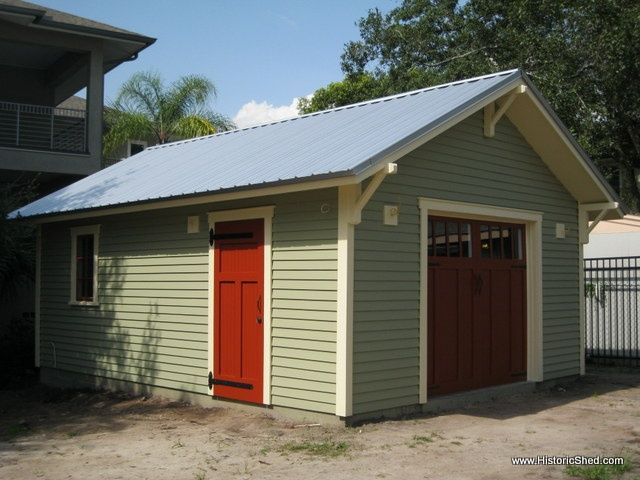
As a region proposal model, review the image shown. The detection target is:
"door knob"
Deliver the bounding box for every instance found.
[256,316,263,324]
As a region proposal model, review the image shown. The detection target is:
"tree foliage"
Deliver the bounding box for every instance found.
[300,0,640,210]
[0,179,36,300]
[104,72,235,155]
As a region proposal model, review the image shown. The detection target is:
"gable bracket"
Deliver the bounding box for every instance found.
[484,85,527,138]
[578,201,619,243]
[351,163,398,225]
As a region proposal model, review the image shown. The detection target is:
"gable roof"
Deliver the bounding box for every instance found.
[12,69,622,221]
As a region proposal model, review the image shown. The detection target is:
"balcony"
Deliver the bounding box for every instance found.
[0,101,87,154]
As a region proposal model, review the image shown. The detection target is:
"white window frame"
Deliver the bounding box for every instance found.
[69,225,100,306]
[127,139,147,157]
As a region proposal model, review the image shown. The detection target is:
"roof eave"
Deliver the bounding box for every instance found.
[13,169,359,224]
[0,3,156,45]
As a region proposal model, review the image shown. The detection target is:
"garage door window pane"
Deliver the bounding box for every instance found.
[447,222,460,256]
[461,223,471,257]
[515,227,524,260]
[490,226,501,258]
[480,225,490,258]
[434,221,446,256]
[502,227,513,258]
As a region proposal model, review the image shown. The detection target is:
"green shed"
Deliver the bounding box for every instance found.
[14,70,623,422]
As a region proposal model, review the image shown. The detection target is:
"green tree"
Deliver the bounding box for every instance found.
[300,0,640,210]
[0,179,36,300]
[104,71,235,155]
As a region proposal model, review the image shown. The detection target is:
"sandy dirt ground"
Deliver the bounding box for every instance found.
[0,369,638,480]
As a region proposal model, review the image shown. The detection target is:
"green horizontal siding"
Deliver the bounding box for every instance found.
[40,189,337,413]
[352,112,580,414]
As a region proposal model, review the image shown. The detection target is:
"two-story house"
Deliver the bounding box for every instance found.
[0,0,155,194]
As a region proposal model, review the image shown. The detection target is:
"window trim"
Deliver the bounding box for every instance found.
[127,139,147,157]
[69,225,100,306]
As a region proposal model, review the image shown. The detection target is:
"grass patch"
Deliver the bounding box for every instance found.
[565,458,631,480]
[409,432,444,447]
[279,440,349,457]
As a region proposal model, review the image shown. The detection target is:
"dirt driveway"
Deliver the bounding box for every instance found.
[0,369,638,480]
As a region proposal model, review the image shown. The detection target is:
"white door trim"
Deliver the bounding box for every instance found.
[417,197,544,403]
[207,205,275,405]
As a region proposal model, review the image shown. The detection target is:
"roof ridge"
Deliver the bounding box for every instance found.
[147,69,521,152]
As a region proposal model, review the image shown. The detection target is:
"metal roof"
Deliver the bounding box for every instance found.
[13,69,527,219]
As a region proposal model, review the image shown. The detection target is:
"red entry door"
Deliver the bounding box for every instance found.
[213,219,264,403]
[427,217,527,396]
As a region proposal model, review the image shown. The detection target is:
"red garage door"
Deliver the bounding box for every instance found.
[213,219,264,404]
[427,216,527,396]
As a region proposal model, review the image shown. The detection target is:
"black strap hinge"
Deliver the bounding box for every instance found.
[208,372,253,390]
[209,228,253,246]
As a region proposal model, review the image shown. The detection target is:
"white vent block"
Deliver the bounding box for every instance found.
[383,205,399,226]
[187,215,200,234]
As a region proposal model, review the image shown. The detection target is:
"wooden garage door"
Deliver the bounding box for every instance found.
[427,216,527,396]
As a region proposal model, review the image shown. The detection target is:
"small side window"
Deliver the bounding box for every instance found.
[128,140,147,157]
[70,225,100,305]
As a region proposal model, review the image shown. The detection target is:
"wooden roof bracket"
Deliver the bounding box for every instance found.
[351,163,398,225]
[484,85,528,137]
[578,201,619,243]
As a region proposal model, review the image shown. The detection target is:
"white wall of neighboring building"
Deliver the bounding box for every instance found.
[585,215,640,258]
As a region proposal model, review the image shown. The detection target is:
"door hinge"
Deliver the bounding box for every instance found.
[209,228,253,246]
[208,372,253,390]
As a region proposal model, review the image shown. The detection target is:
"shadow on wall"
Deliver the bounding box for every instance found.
[44,255,161,397]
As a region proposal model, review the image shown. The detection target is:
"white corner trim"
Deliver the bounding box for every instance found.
[418,198,544,403]
[206,205,275,405]
[35,225,41,367]
[69,224,100,306]
[336,184,359,417]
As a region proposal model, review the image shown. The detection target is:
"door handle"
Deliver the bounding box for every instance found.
[256,316,263,324]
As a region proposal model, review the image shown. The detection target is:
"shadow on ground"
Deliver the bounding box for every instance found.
[0,367,638,451]
[0,382,224,452]
[363,368,640,424]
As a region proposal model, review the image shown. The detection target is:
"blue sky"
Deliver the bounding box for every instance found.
[39,0,397,126]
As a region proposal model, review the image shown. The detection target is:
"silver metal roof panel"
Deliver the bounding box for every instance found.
[13,69,523,219]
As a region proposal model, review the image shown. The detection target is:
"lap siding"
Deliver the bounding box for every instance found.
[40,189,338,413]
[352,112,579,415]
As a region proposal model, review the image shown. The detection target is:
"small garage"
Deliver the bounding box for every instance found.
[13,69,623,422]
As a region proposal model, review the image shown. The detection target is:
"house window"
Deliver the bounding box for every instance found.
[70,225,100,305]
[127,140,147,157]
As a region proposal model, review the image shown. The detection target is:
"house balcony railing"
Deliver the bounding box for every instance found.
[0,101,87,154]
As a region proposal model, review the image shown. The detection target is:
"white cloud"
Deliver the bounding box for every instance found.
[233,97,304,129]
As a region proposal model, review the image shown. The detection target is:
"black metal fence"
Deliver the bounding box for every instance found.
[584,256,640,366]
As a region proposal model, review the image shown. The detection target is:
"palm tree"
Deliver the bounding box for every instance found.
[103,71,235,155]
